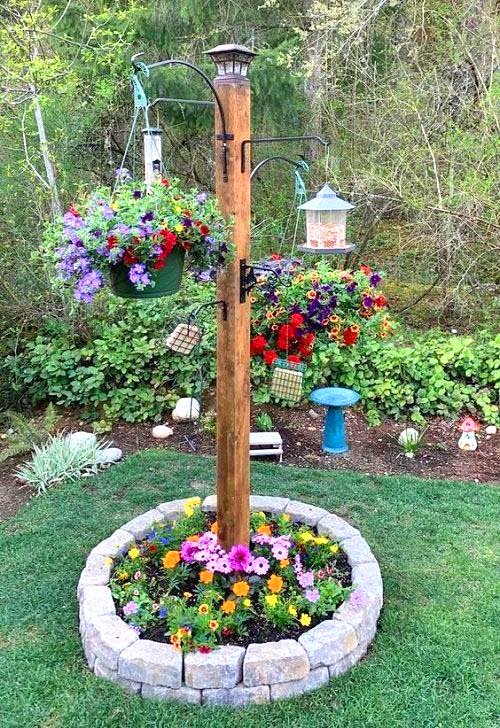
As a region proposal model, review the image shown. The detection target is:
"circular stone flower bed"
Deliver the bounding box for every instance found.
[78,496,383,707]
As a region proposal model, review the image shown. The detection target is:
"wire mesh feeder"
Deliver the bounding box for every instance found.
[164,319,203,355]
[270,358,306,404]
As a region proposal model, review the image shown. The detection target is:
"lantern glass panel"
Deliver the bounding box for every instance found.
[305,209,347,250]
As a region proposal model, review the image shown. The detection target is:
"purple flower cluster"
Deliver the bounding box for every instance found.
[128,263,152,288]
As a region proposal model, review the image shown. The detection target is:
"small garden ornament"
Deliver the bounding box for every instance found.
[458,417,480,451]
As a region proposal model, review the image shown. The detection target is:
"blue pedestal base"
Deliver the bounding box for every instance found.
[310,387,361,457]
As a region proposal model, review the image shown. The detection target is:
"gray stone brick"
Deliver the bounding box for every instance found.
[118,639,182,688]
[244,639,310,686]
[249,495,290,514]
[142,683,201,705]
[121,509,163,540]
[93,657,141,694]
[351,562,383,608]
[202,684,270,707]
[77,557,112,598]
[157,499,191,521]
[79,585,116,638]
[85,615,138,670]
[90,529,135,558]
[333,590,380,645]
[328,641,369,678]
[317,513,360,541]
[298,619,358,669]
[340,535,376,566]
[185,645,245,689]
[285,500,329,526]
[270,666,329,701]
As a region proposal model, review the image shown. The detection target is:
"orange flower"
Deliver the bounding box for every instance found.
[294,274,304,284]
[267,574,283,594]
[162,550,180,569]
[199,570,214,584]
[221,599,236,614]
[208,620,219,631]
[210,521,219,534]
[232,580,250,597]
[306,290,317,300]
[257,524,272,537]
[279,559,290,568]
[187,535,200,543]
[265,310,275,320]
[170,633,180,645]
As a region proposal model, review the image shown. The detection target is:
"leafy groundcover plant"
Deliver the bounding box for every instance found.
[44,172,230,302]
[110,498,351,653]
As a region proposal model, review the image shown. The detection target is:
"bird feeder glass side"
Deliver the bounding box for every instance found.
[304,209,347,250]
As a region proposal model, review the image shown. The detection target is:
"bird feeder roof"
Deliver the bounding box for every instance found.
[298,184,354,212]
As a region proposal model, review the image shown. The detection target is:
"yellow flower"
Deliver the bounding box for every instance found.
[110,202,119,211]
[299,613,311,627]
[174,223,184,233]
[330,544,340,554]
[282,514,291,522]
[298,532,314,544]
[198,603,209,615]
[173,204,182,213]
[265,594,278,608]
[257,524,272,537]
[249,296,257,304]
[199,570,214,584]
[162,550,181,569]
[183,591,193,599]
[314,537,329,546]
[117,571,129,581]
[128,547,140,560]
[208,620,219,631]
[105,557,113,566]
[279,559,290,568]
[243,598,252,608]
[184,496,201,517]
[288,605,298,617]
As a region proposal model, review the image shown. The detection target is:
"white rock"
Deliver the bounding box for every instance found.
[171,398,200,422]
[485,425,497,435]
[97,447,123,464]
[68,431,96,447]
[398,428,419,446]
[152,425,174,439]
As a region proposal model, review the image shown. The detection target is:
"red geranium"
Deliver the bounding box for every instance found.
[250,335,269,356]
[161,178,170,187]
[360,264,372,275]
[198,645,212,654]
[200,224,210,236]
[270,253,282,261]
[264,349,278,366]
[374,294,387,308]
[299,332,315,356]
[123,249,138,266]
[288,355,301,364]
[343,326,359,346]
[106,234,117,250]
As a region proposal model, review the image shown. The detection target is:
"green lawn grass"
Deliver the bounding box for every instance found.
[0,450,498,728]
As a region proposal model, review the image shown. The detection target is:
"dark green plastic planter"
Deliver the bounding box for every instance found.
[110,247,186,299]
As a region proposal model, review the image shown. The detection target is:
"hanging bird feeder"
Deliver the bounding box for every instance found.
[298,184,355,254]
[270,358,306,404]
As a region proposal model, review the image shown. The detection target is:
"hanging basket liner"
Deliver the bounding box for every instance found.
[110,246,186,299]
[270,358,306,403]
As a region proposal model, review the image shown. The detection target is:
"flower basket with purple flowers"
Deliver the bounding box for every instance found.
[46,173,230,302]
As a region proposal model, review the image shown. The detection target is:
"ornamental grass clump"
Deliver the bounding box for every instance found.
[44,172,230,302]
[16,433,108,495]
[109,498,351,654]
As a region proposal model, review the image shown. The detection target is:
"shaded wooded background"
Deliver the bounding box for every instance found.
[1,0,498,336]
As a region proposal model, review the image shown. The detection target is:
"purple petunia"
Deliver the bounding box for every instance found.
[297,570,315,588]
[123,601,139,616]
[128,263,152,288]
[369,272,382,287]
[305,588,320,603]
[196,191,208,203]
[74,270,104,303]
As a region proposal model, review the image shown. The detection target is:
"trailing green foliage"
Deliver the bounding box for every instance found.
[0,403,60,463]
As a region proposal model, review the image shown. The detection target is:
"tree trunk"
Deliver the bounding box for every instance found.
[32,95,61,219]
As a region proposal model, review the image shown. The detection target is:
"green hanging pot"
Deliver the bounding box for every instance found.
[110,246,186,299]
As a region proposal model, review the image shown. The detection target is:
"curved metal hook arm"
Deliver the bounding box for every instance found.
[250,155,308,180]
[131,53,232,180]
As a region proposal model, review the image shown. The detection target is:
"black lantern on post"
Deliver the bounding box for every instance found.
[205,43,257,80]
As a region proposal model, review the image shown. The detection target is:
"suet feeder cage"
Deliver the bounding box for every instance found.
[270,359,306,404]
[298,184,355,255]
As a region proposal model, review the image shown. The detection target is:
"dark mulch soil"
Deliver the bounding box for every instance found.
[115,515,352,648]
[1,399,498,521]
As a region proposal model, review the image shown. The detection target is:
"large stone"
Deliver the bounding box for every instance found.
[142,683,201,705]
[122,509,163,540]
[157,499,189,521]
[201,494,217,513]
[89,529,135,559]
[67,431,96,448]
[185,645,245,689]
[298,620,358,669]
[77,556,112,597]
[333,590,380,646]
[340,535,377,566]
[97,447,123,464]
[270,666,329,701]
[152,425,174,440]
[329,641,369,678]
[243,640,310,687]
[249,495,290,514]
[118,639,182,688]
[94,657,141,694]
[202,684,270,707]
[79,586,116,638]
[285,500,329,526]
[317,513,360,541]
[351,562,383,608]
[85,615,138,670]
[172,397,200,422]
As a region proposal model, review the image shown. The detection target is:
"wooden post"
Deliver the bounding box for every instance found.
[207,44,256,550]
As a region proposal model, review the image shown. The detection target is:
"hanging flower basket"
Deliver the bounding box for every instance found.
[46,173,230,303]
[110,246,186,299]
